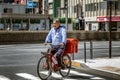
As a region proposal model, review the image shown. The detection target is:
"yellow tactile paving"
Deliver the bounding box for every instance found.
[63,59,81,67]
[71,61,81,67]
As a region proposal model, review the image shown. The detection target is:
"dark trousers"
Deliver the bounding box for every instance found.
[51,45,65,67]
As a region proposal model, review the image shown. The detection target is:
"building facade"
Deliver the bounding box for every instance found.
[85,0,120,31]
[0,0,43,14]
[60,0,120,31]
[0,0,51,31]
[48,0,61,18]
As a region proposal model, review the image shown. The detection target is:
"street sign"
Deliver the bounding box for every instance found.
[28,1,37,8]
[28,1,33,8]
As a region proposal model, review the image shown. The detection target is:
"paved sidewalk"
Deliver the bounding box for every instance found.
[72,57,120,79]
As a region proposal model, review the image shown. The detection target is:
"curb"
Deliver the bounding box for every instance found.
[71,60,120,80]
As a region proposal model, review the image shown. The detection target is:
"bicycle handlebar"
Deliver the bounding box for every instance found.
[44,43,52,46]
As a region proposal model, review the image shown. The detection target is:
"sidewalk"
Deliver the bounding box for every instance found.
[72,57,120,79]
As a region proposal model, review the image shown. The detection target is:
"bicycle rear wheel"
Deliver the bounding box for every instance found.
[37,56,52,80]
[59,54,71,77]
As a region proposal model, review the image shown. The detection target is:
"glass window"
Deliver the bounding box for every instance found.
[4,8,12,13]
[101,2,106,9]
[116,1,120,10]
[74,5,77,13]
[49,3,53,9]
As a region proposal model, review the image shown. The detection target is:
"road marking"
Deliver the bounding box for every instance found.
[112,46,120,48]
[16,73,41,80]
[90,77,105,80]
[63,69,93,77]
[51,72,62,78]
[40,71,62,78]
[64,79,78,80]
[0,75,10,80]
[62,70,104,79]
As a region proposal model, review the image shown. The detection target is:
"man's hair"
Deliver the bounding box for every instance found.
[53,19,60,23]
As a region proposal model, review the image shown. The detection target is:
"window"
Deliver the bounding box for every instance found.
[98,2,101,10]
[4,8,12,13]
[94,3,98,11]
[85,3,98,11]
[101,2,106,10]
[115,1,120,10]
[74,5,77,13]
[4,0,14,3]
[49,3,53,9]
[85,4,88,11]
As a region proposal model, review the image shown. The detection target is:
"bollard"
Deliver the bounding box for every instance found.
[90,40,93,59]
[84,41,86,63]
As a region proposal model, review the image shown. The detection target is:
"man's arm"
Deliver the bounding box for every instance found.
[61,27,66,46]
[45,29,52,43]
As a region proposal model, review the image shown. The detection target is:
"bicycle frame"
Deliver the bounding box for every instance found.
[37,46,72,80]
[37,39,78,79]
[47,49,59,72]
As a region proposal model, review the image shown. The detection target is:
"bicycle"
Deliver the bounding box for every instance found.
[37,44,71,80]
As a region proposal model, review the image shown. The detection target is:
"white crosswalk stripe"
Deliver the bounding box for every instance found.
[0,75,11,80]
[64,79,78,80]
[39,69,105,80]
[90,77,105,80]
[0,69,106,80]
[16,73,41,80]
[63,69,93,77]
[40,71,62,78]
[63,70,105,80]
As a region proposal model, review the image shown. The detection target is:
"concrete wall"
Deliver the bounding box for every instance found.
[0,31,120,44]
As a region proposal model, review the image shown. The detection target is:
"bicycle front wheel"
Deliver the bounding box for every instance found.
[59,54,71,77]
[37,56,52,80]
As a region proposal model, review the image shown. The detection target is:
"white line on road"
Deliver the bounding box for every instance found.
[63,79,78,80]
[16,73,41,80]
[39,70,94,79]
[63,69,93,77]
[112,46,120,48]
[40,71,62,78]
[0,75,11,80]
[90,77,105,80]
[63,70,104,80]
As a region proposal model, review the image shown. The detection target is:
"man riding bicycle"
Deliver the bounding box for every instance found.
[45,19,66,69]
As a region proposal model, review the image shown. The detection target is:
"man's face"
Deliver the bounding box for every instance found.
[53,21,60,29]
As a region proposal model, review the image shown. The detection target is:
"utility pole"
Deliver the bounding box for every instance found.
[109,1,112,58]
[81,0,84,30]
[64,0,68,30]
[104,0,118,58]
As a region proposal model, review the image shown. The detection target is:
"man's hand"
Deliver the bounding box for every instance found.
[60,42,65,46]
[44,43,47,46]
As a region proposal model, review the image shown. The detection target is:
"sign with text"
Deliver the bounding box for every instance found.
[97,16,120,22]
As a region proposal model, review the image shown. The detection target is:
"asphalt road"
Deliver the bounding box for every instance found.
[0,41,119,80]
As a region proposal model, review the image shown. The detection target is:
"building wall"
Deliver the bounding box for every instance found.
[48,0,53,15]
[60,0,120,31]
[0,4,27,14]
[83,0,107,31]
[0,31,120,44]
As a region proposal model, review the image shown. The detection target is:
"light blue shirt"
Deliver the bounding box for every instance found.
[45,26,66,45]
